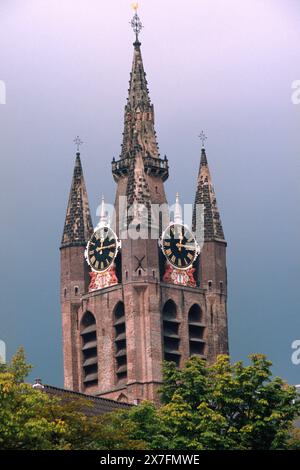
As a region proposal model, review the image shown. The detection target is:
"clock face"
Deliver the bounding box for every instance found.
[86,226,118,273]
[161,223,198,270]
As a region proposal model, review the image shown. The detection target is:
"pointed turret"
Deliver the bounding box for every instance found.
[193,147,225,242]
[61,152,93,248]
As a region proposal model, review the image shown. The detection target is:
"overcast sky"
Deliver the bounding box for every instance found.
[0,0,299,386]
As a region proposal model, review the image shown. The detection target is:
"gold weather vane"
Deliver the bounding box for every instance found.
[74,136,84,152]
[130,3,143,42]
[198,131,207,148]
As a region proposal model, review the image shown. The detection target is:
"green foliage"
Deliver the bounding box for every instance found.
[0,361,65,449]
[287,428,300,450]
[1,349,299,450]
[119,401,171,450]
[0,348,144,450]
[6,347,32,383]
[122,355,300,450]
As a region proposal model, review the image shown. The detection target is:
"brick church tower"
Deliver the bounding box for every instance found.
[60,10,228,404]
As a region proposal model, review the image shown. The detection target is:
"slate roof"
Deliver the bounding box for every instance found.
[61,152,93,248]
[43,384,133,416]
[193,147,225,242]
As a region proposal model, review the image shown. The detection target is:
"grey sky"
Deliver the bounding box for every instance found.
[0,0,299,385]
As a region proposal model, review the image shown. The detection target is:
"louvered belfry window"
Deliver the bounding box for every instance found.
[114,302,128,383]
[162,300,181,367]
[81,311,98,387]
[188,304,205,357]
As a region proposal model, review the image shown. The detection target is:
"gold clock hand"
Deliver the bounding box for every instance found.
[96,243,116,253]
[104,244,116,250]
[95,238,105,253]
[178,233,183,252]
[179,244,196,251]
[175,243,196,252]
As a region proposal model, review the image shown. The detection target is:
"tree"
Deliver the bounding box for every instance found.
[0,348,145,450]
[287,428,300,450]
[122,355,300,450]
[2,349,299,450]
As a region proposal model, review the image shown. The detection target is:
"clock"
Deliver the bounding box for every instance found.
[160,223,200,270]
[85,226,120,273]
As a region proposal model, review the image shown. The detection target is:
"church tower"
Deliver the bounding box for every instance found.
[60,10,229,404]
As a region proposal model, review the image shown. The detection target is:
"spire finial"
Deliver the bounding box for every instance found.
[97,195,108,227]
[130,3,143,43]
[74,136,84,153]
[198,131,207,149]
[174,192,183,224]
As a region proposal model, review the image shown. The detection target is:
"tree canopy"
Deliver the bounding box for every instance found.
[0,348,144,450]
[121,354,300,450]
[0,349,299,450]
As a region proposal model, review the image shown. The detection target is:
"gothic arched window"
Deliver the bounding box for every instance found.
[188,304,205,357]
[162,299,181,366]
[114,302,127,383]
[81,311,98,387]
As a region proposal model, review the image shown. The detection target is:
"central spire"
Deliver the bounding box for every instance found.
[112,7,169,231]
[119,8,160,161]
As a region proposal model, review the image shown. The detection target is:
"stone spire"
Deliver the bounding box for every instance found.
[193,147,225,241]
[61,152,93,248]
[120,14,159,160]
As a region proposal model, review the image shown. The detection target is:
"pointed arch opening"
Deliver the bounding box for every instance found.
[81,311,98,387]
[162,299,181,366]
[114,302,127,383]
[188,304,205,357]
